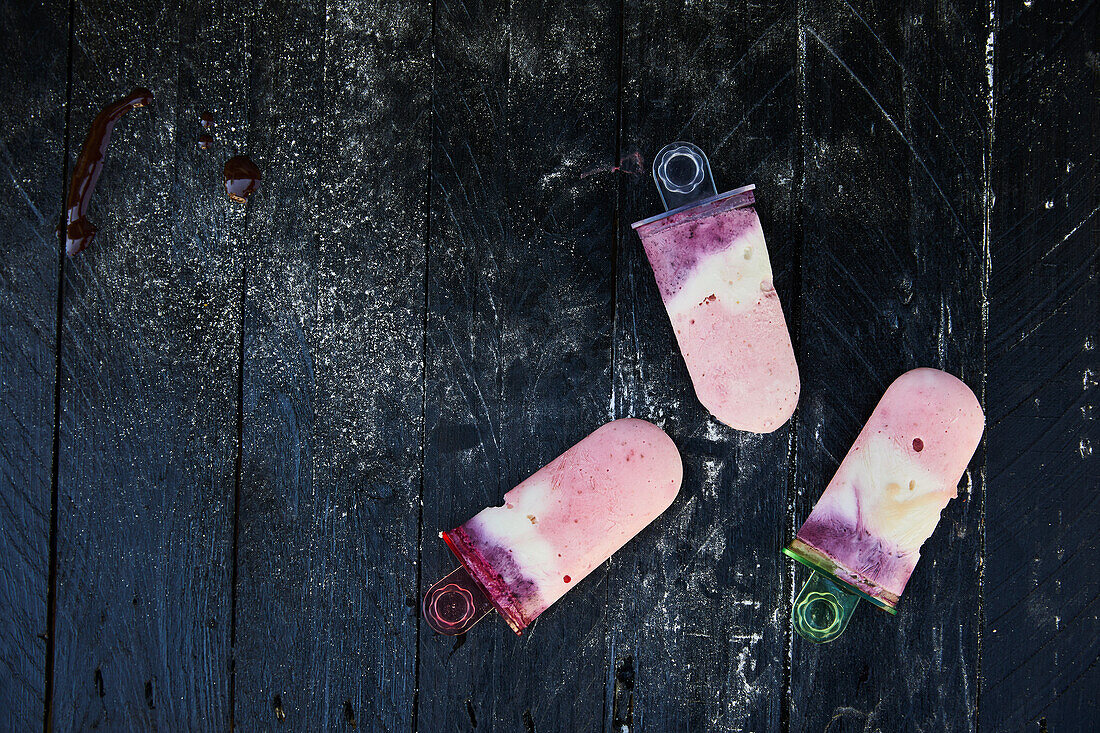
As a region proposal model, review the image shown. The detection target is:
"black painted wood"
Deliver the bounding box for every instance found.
[52,0,245,727]
[417,0,619,730]
[611,1,797,730]
[0,0,1095,730]
[984,1,1099,729]
[788,0,989,729]
[233,0,327,726]
[233,0,430,729]
[0,0,67,727]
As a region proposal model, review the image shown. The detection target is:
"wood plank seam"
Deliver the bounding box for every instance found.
[976,1,997,729]
[411,3,441,731]
[44,1,77,729]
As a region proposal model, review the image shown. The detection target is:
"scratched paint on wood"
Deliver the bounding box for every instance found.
[52,0,247,728]
[984,1,1099,728]
[611,0,798,730]
[417,0,620,729]
[233,0,430,729]
[0,0,1094,730]
[0,0,67,728]
[788,0,989,728]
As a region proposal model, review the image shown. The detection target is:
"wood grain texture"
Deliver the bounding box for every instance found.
[52,0,245,727]
[232,0,430,729]
[0,0,1095,730]
[984,1,1099,729]
[233,0,326,725]
[416,0,619,729]
[611,1,797,730]
[788,0,989,729]
[0,0,67,727]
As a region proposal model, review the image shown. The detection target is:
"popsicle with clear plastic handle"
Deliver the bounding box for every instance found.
[784,368,985,642]
[423,418,683,635]
[632,142,799,433]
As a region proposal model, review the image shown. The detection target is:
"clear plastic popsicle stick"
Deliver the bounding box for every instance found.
[422,566,494,635]
[651,141,718,211]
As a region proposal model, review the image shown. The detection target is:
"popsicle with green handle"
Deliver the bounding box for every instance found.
[785,368,984,642]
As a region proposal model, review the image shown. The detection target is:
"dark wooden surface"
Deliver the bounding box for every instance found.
[53,2,252,730]
[612,2,797,730]
[0,0,66,728]
[985,2,1099,730]
[790,1,990,729]
[0,0,1095,730]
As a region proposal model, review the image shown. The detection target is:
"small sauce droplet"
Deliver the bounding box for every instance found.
[912,438,924,452]
[223,155,262,203]
[199,111,214,130]
[563,576,571,583]
[198,134,214,150]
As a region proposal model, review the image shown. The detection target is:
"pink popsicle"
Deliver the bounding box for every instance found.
[788,368,984,610]
[441,418,682,633]
[633,187,799,433]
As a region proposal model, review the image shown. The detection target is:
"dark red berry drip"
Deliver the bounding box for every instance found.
[223,155,262,203]
[61,88,154,255]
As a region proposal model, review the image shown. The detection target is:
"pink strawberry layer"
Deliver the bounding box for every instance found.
[670,286,798,433]
[443,419,682,633]
[634,190,799,432]
[795,368,985,605]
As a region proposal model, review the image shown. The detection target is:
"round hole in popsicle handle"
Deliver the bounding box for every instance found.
[422,566,494,635]
[792,571,860,644]
[651,142,718,211]
[659,150,703,193]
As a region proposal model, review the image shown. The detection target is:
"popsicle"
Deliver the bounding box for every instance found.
[632,142,799,433]
[423,418,683,635]
[784,368,985,642]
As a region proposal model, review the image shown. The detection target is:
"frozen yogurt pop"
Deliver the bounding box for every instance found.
[423,418,682,635]
[632,142,799,432]
[784,368,984,642]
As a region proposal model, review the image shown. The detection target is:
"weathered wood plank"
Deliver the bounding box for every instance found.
[611,0,798,730]
[230,4,332,728]
[417,0,620,728]
[232,0,326,723]
[984,1,1099,729]
[0,1,1081,731]
[0,0,68,727]
[232,0,431,729]
[788,0,988,729]
[52,0,247,728]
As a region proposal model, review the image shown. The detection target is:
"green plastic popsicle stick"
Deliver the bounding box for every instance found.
[791,571,861,644]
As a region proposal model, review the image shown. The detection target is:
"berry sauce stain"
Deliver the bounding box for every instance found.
[223,155,262,202]
[61,87,153,255]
